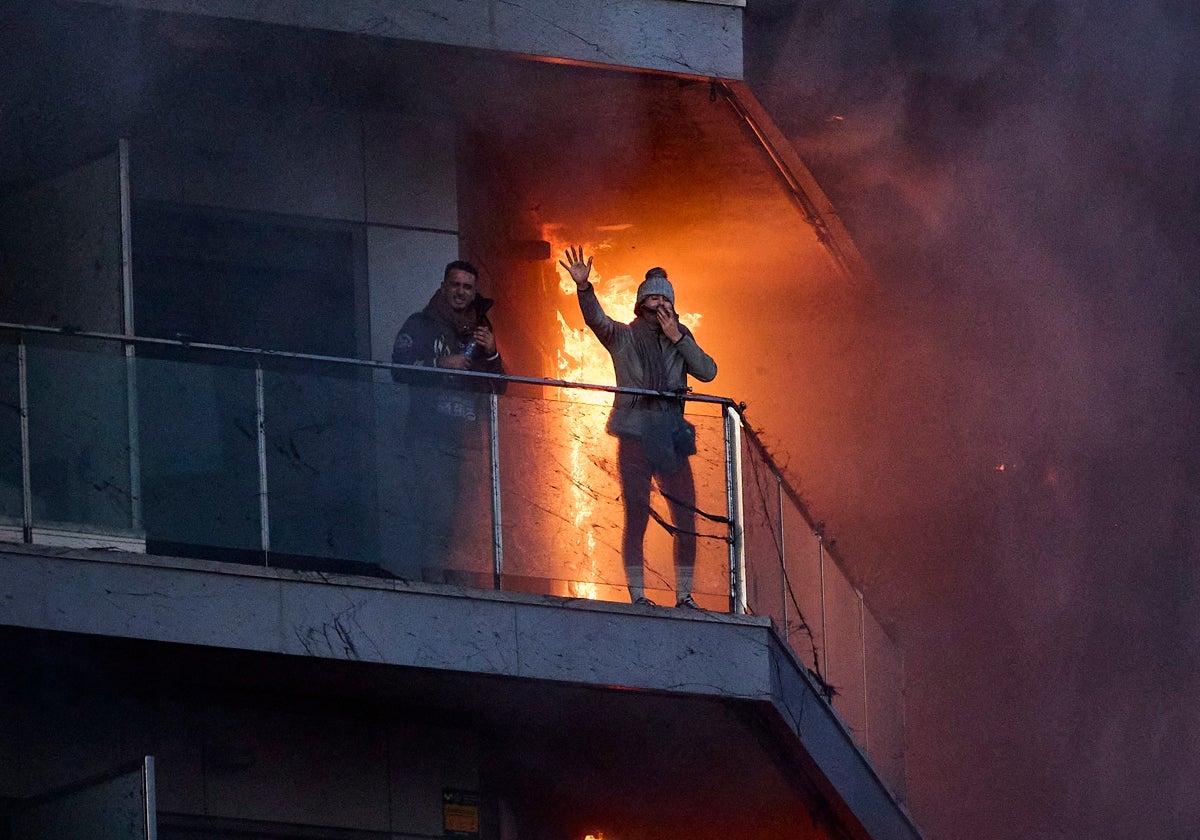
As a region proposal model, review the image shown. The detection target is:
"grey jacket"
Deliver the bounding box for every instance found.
[577,284,717,438]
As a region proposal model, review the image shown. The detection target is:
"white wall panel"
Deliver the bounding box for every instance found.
[367,226,459,364]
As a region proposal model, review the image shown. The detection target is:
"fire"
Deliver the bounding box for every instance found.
[544,228,701,602]
[547,231,632,600]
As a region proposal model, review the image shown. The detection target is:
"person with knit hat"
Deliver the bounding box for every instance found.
[560,247,718,609]
[389,260,505,583]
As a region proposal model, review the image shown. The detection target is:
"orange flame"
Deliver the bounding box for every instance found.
[545,228,702,602]
[547,231,631,599]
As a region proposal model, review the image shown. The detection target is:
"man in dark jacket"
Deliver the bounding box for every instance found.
[389,260,504,582]
[559,247,717,608]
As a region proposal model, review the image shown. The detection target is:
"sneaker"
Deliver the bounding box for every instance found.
[675,595,702,610]
[633,596,657,607]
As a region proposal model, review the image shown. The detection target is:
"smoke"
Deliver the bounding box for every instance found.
[746,1,1200,837]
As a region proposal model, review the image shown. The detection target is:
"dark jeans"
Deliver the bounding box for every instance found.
[388,417,481,584]
[616,435,697,584]
[403,429,462,582]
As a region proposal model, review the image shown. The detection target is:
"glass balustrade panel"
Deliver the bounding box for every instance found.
[0,342,22,526]
[822,558,868,739]
[260,361,381,576]
[137,351,261,561]
[26,341,135,535]
[371,367,495,587]
[740,435,786,631]
[495,383,730,609]
[864,605,907,799]
[781,502,825,678]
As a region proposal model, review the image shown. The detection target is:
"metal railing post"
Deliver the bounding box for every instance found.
[777,473,786,635]
[17,337,32,544]
[489,392,503,590]
[123,346,142,531]
[859,587,869,751]
[724,405,746,614]
[255,359,270,565]
[118,138,142,532]
[818,532,829,682]
[141,755,157,840]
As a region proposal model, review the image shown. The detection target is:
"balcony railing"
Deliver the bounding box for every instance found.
[0,322,906,798]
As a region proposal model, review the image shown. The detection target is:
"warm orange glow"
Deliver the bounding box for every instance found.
[543,226,703,601]
[546,229,629,600]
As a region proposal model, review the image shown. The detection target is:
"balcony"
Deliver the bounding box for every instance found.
[0,324,906,801]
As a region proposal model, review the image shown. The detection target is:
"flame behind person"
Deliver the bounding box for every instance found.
[390,260,504,583]
[559,247,717,608]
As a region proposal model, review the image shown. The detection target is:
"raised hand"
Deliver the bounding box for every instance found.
[558,246,593,288]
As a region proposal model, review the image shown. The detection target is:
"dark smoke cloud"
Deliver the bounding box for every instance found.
[746,1,1200,837]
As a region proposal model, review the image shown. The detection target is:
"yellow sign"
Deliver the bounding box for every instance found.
[444,803,479,834]
[443,789,481,838]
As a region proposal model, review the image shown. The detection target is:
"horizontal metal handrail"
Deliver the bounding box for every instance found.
[0,320,739,407]
[0,318,864,589]
[0,318,872,594]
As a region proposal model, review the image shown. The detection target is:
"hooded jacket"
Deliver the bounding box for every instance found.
[392,290,505,431]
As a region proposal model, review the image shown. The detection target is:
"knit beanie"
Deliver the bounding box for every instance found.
[635,268,675,312]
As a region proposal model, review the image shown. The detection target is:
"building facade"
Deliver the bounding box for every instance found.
[0,2,918,838]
